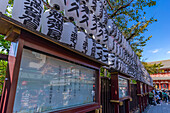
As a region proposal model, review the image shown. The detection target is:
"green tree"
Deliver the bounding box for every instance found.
[0,35,10,95]
[108,0,157,58]
[0,35,11,53]
[0,58,7,95]
[142,61,163,74]
[108,0,163,73]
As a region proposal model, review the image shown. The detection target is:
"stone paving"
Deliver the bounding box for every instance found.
[143,102,170,113]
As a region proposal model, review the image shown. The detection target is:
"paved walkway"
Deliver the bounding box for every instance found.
[144,102,170,113]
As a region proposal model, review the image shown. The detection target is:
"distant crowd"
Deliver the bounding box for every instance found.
[149,89,169,105]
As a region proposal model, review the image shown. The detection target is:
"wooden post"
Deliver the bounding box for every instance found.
[110,72,119,113]
[143,84,146,109]
[147,85,149,106]
[0,38,24,113]
[137,81,142,113]
[125,100,129,113]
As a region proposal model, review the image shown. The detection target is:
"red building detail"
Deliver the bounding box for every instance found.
[149,60,170,90]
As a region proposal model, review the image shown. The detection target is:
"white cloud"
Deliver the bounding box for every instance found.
[167,51,170,54]
[152,49,159,53]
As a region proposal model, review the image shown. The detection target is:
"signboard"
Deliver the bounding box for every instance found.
[118,77,129,98]
[13,49,96,112]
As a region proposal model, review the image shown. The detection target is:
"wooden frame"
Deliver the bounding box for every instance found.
[0,29,102,113]
[110,72,131,113]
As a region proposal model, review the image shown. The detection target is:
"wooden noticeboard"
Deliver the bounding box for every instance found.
[0,29,102,113]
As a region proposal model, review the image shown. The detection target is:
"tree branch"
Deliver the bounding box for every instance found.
[106,0,113,10]
[127,32,136,41]
[110,0,134,18]
[41,0,52,9]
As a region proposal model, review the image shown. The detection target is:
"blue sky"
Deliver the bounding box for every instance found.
[141,0,170,62]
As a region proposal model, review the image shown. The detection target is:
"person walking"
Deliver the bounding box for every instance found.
[149,91,154,105]
[155,93,161,104]
[159,91,162,100]
[162,90,168,103]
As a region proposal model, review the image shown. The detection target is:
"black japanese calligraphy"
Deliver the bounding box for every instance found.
[46,10,63,40]
[19,0,43,30]
[65,0,79,21]
[70,27,77,48]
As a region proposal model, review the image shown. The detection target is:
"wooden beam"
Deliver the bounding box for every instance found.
[4,27,21,42]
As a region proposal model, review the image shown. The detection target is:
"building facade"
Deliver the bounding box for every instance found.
[149,60,170,90]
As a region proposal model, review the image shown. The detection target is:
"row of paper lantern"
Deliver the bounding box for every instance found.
[0,0,151,84]
[0,0,142,63]
[48,0,109,34]
[10,0,135,61]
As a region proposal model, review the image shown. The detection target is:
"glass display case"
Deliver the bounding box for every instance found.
[13,49,97,113]
[118,77,129,98]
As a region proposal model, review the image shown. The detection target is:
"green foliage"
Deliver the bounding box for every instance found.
[100,67,111,78]
[0,35,11,53]
[108,0,157,57]
[131,79,137,84]
[0,51,8,95]
[142,62,163,74]
[0,35,10,95]
[0,60,7,95]
[108,0,162,74]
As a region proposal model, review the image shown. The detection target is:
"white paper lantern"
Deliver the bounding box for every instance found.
[122,35,126,49]
[60,22,77,48]
[86,14,97,35]
[117,58,121,71]
[41,9,63,40]
[122,49,126,61]
[101,0,107,9]
[108,53,115,68]
[80,0,87,4]
[95,1,103,18]
[77,5,89,29]
[102,27,108,45]
[113,56,118,70]
[87,0,96,13]
[86,38,96,57]
[102,47,108,64]
[107,36,114,52]
[106,19,118,37]
[48,0,66,11]
[106,19,113,35]
[115,43,120,56]
[114,29,120,42]
[95,43,103,61]
[12,0,44,31]
[118,31,123,44]
[64,0,79,21]
[126,41,130,52]
[101,9,108,25]
[132,51,135,58]
[124,52,127,62]
[75,31,88,53]
[0,0,9,14]
[120,60,124,72]
[112,40,117,54]
[119,46,123,59]
[95,21,103,43]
